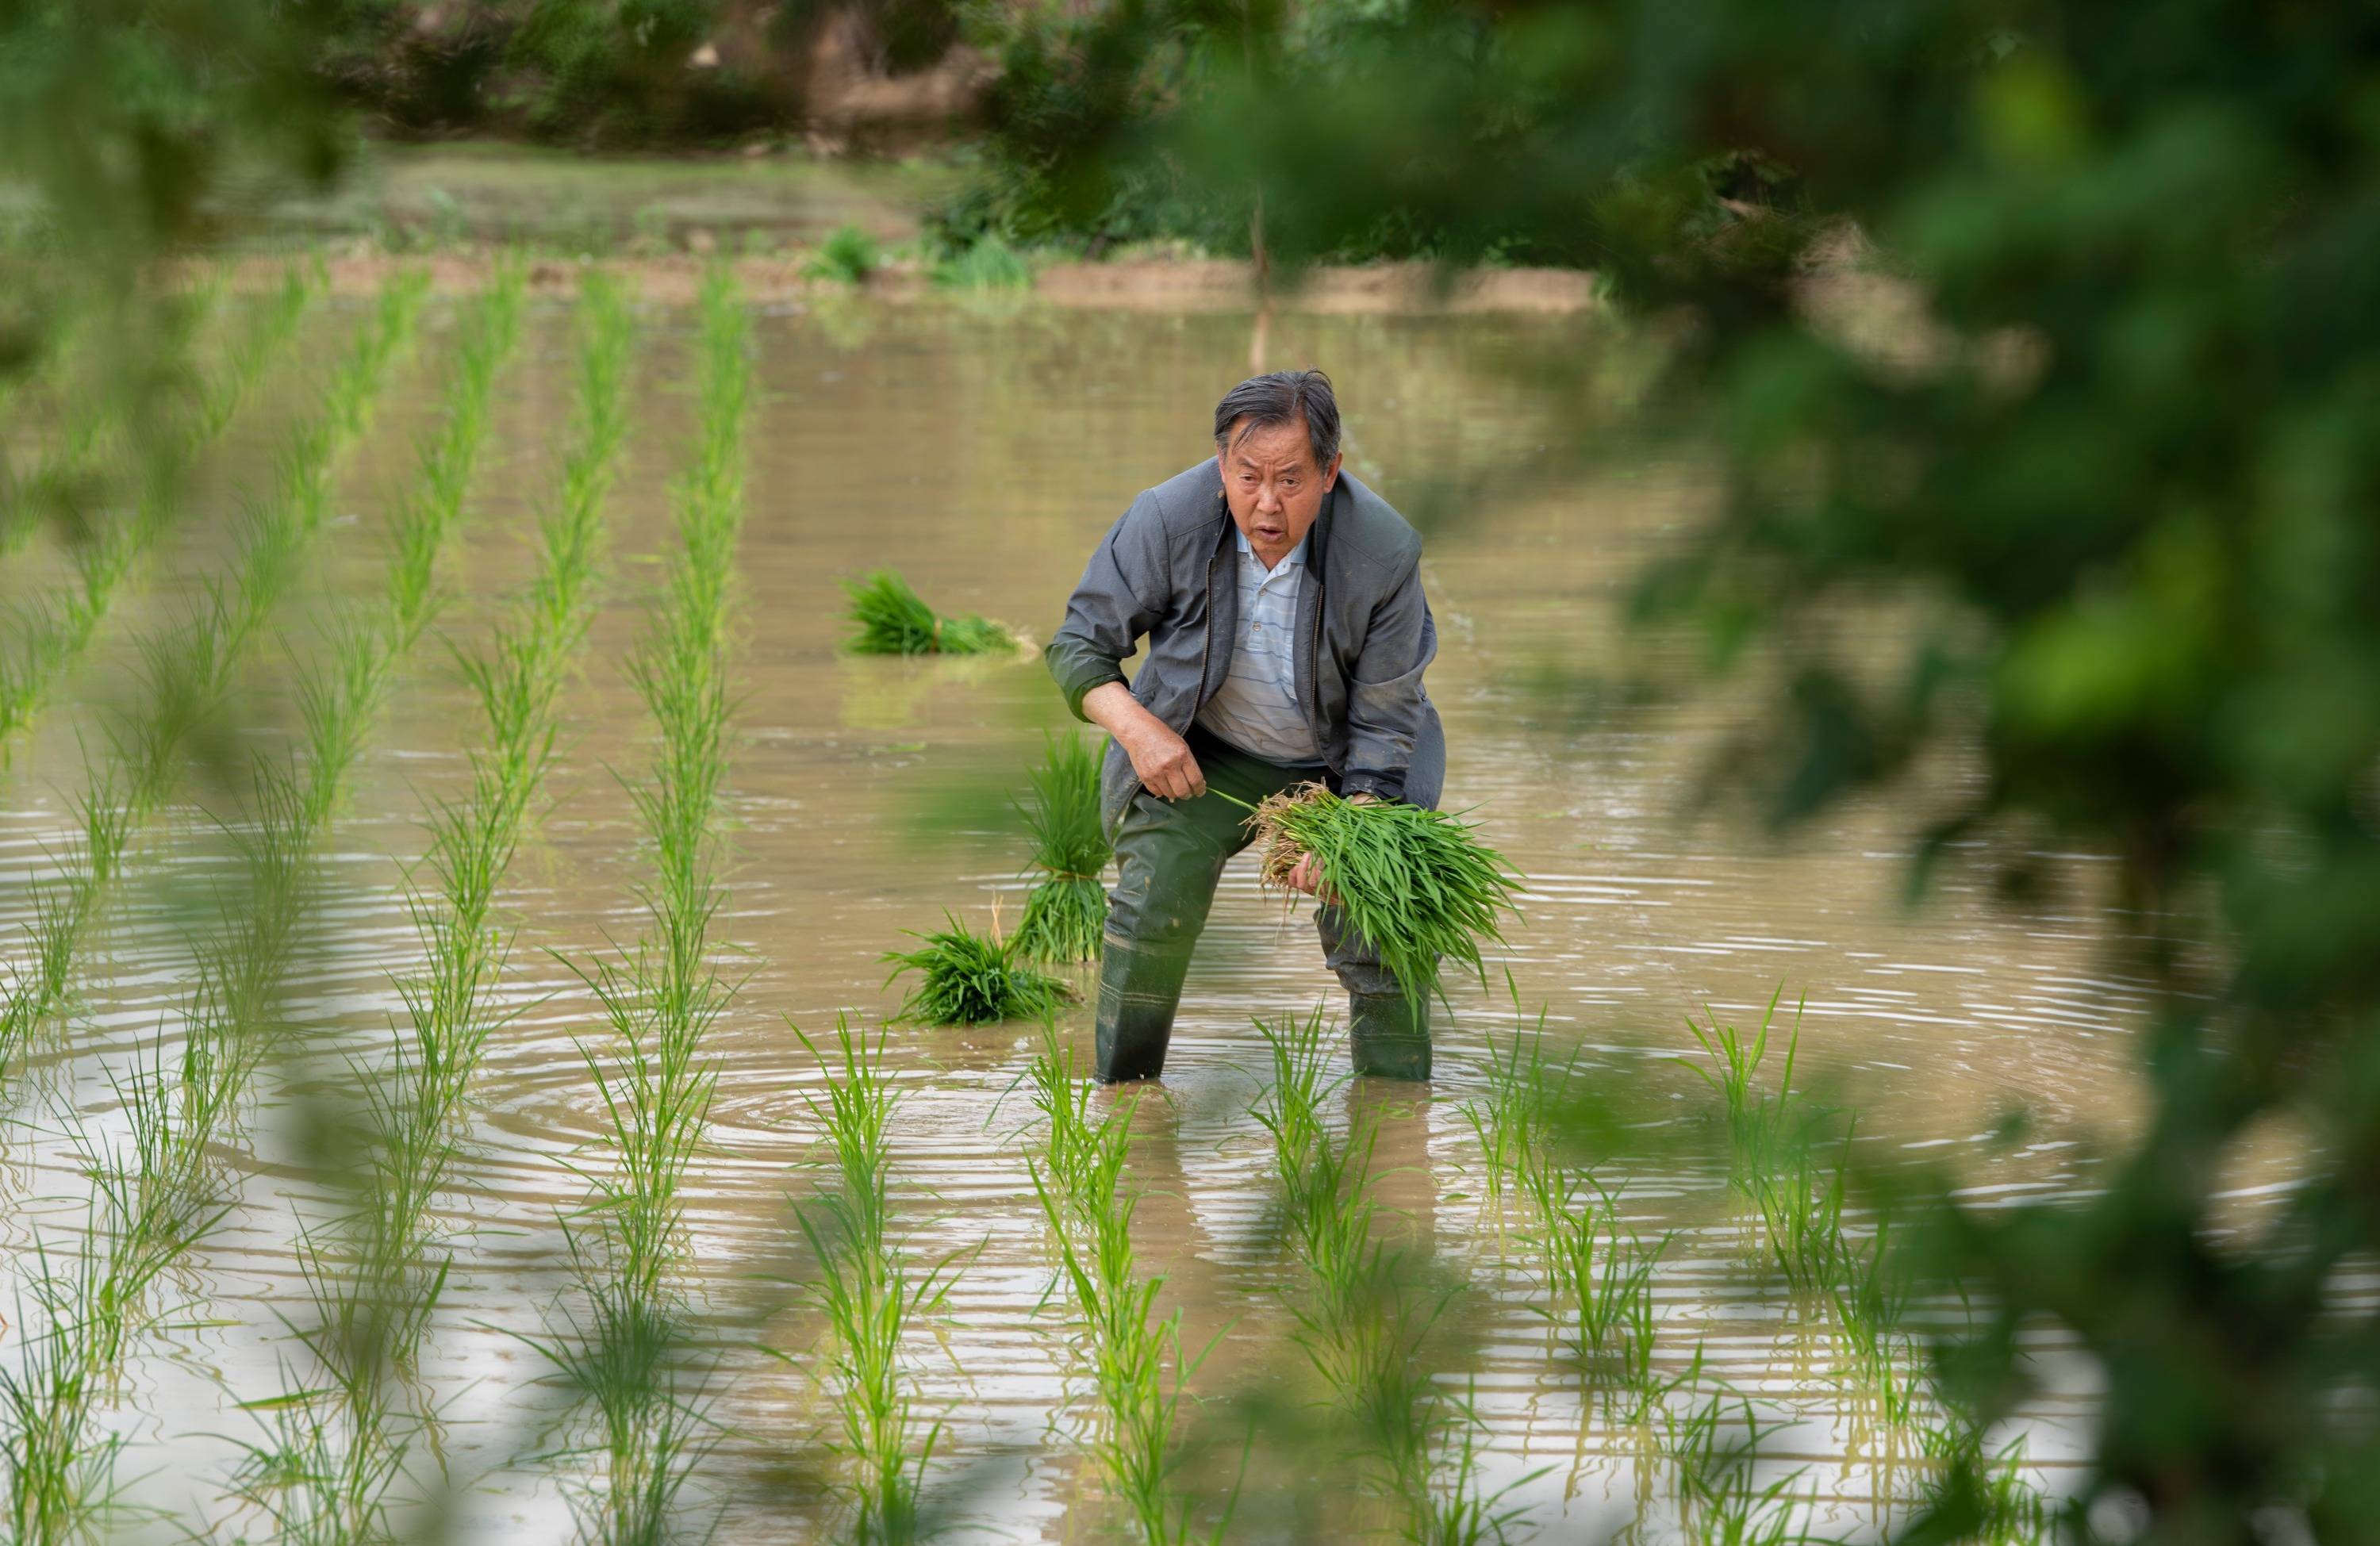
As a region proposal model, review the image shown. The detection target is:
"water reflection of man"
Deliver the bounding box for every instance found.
[1046,370,1445,1084]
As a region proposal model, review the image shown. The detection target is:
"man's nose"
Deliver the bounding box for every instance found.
[1256,482,1281,515]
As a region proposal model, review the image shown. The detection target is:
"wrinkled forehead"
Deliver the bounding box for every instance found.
[1219,416,1317,470]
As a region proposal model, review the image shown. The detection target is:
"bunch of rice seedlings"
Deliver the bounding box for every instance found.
[0,267,316,758]
[1012,731,1111,963]
[777,1016,955,1543]
[1235,784,1522,1015]
[842,569,1014,656]
[882,914,1071,1026]
[540,267,750,1544]
[1253,1009,1526,1544]
[1027,1027,1211,1545]
[0,268,425,1083]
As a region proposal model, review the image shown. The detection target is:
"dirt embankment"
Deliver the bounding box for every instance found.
[227,250,1599,315]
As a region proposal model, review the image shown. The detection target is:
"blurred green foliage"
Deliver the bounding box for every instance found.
[1000,0,2380,1539]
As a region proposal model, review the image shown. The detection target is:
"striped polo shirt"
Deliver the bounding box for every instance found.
[1196,527,1323,765]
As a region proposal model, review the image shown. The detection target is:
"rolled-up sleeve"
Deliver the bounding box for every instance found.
[1045,491,1169,722]
[1339,560,1436,801]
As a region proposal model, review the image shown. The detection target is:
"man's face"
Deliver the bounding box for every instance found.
[1219,416,1341,566]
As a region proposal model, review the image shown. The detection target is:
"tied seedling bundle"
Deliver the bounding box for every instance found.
[843,569,1014,656]
[1012,733,1111,963]
[885,913,1073,1026]
[1240,784,1522,1015]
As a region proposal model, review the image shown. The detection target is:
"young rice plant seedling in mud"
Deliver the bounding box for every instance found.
[1012,731,1111,965]
[539,266,750,1546]
[842,568,1015,656]
[777,1015,957,1544]
[1027,1026,1216,1546]
[0,270,427,1086]
[1234,785,1522,1019]
[1253,1008,1530,1544]
[884,914,1072,1026]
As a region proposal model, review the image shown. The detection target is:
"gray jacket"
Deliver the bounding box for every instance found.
[1047,458,1445,834]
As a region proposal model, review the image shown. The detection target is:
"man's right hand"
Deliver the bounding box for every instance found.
[1123,721,1207,801]
[1083,681,1207,801]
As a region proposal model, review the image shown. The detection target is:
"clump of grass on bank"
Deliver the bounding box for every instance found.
[884,915,1071,1026]
[1237,784,1522,1015]
[1012,733,1110,964]
[842,569,1014,657]
[931,233,1032,291]
[804,223,881,285]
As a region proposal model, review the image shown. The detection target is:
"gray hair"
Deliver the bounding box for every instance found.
[1213,370,1342,471]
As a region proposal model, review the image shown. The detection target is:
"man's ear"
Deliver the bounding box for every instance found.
[1322,451,1344,492]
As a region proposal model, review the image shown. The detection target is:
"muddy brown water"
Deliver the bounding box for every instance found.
[0,293,2159,1541]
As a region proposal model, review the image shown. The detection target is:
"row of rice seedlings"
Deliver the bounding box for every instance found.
[842,569,1014,655]
[3,274,523,1545]
[0,270,430,1084]
[1462,1019,1670,1395]
[1232,784,1523,1018]
[1011,732,1111,964]
[0,276,228,557]
[778,1016,955,1544]
[1253,1008,1522,1544]
[542,267,751,1545]
[883,912,1071,1026]
[0,266,318,758]
[351,270,636,1369]
[1026,1026,1213,1544]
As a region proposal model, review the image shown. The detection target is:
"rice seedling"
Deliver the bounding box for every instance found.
[804,222,881,285]
[537,265,750,1543]
[884,914,1073,1026]
[1679,987,1801,1189]
[0,269,426,1084]
[777,1015,957,1544]
[1232,784,1523,1018]
[841,569,1015,656]
[1027,1026,1215,1545]
[1253,1007,1526,1544]
[1751,1128,1852,1296]
[1011,731,1111,964]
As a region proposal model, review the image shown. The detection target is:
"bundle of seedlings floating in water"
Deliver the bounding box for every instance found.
[884,913,1073,1026]
[843,568,1014,656]
[1012,732,1111,964]
[1236,784,1522,1015]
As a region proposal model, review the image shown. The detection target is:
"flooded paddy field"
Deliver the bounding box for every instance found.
[0,276,2155,1543]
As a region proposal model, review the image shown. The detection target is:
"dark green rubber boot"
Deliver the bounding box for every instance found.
[1349,991,1431,1081]
[1093,931,1193,1083]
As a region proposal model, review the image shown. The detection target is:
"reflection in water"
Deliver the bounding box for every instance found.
[0,293,2144,1540]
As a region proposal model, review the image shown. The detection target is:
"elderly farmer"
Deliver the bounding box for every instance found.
[1046,370,1445,1084]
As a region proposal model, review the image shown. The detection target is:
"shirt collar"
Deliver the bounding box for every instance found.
[1232,526,1310,575]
